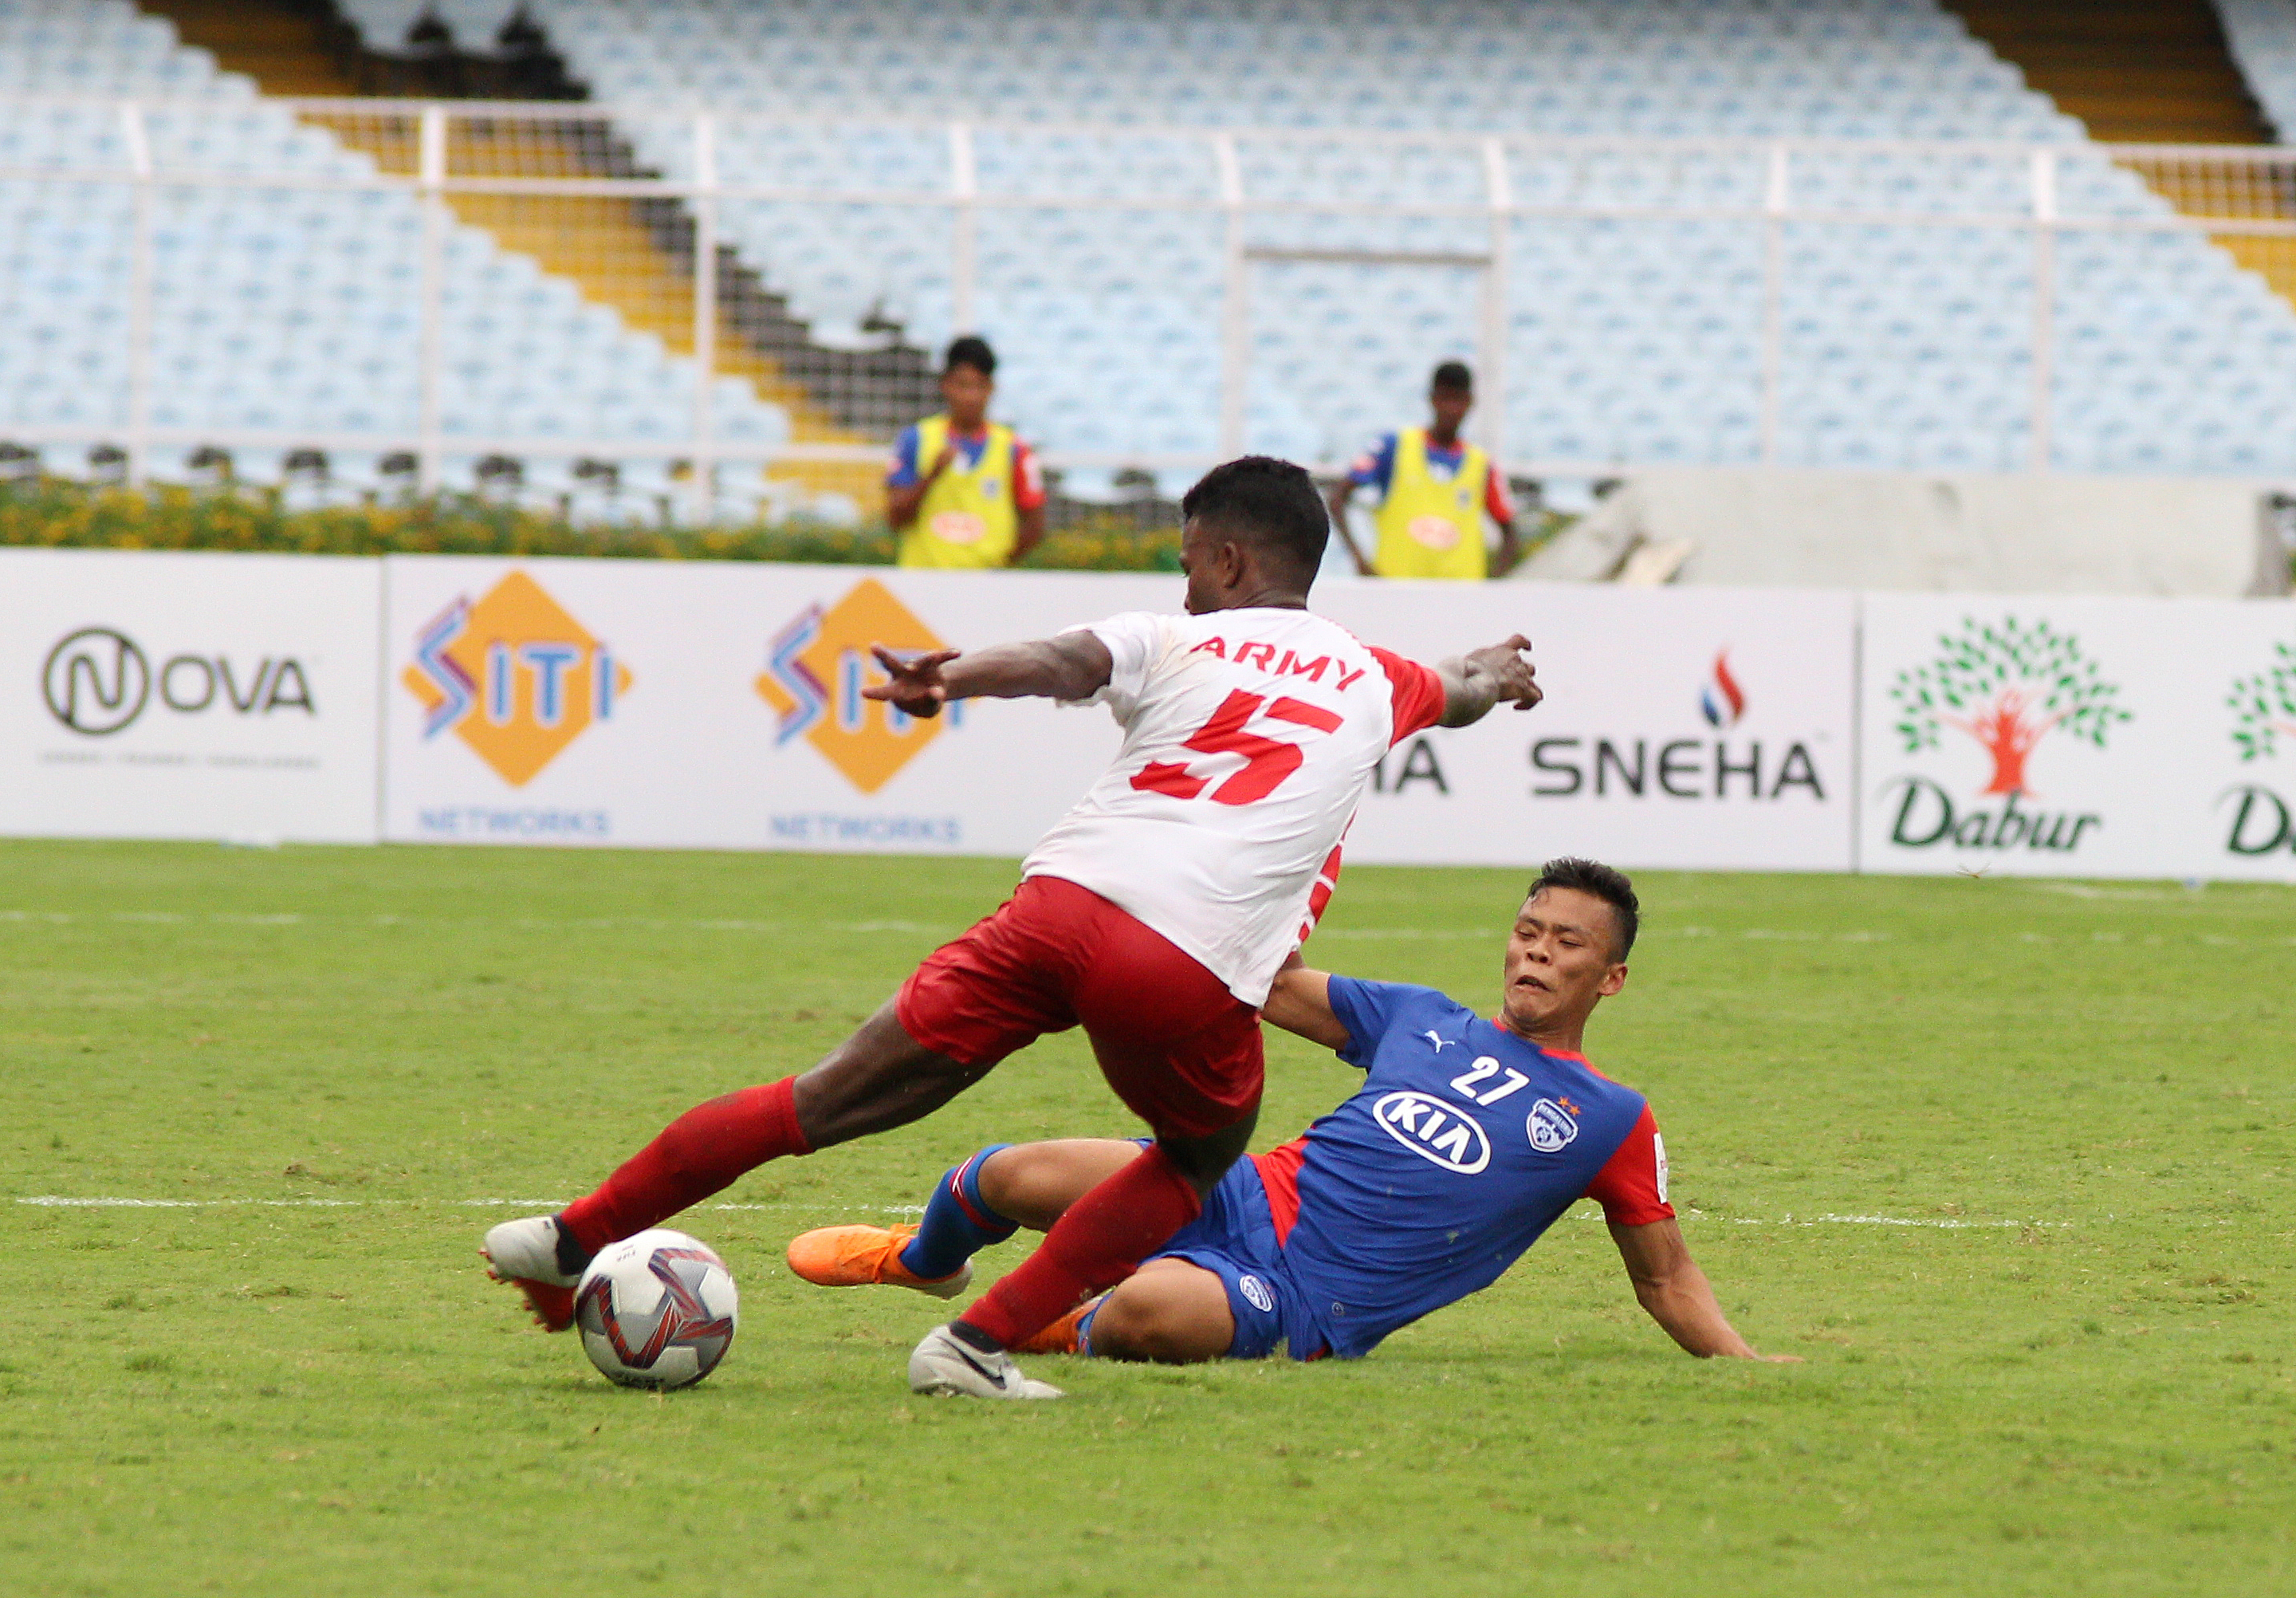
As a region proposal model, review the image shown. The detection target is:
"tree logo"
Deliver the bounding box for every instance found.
[2227,642,2296,763]
[1888,616,2129,796]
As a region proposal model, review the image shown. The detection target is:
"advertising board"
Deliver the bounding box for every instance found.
[0,548,381,844]
[1858,592,2296,882]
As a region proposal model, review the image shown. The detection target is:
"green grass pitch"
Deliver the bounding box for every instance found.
[1,840,2290,1596]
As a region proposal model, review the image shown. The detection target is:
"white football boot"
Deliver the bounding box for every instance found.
[480,1214,583,1332]
[908,1324,1065,1400]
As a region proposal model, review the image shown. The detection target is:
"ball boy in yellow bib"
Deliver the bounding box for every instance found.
[1329,361,1521,581]
[886,337,1048,569]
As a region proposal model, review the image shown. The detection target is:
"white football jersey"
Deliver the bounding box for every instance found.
[1023,608,1442,1006]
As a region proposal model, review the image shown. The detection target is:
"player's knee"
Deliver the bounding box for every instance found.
[1091,1277,1229,1364]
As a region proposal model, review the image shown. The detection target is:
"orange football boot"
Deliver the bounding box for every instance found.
[785,1223,973,1298]
[1014,1297,1103,1356]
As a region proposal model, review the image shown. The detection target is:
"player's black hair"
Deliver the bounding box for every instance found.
[1179,456,1330,584]
[1528,857,1639,960]
[943,335,997,378]
[1431,360,1474,393]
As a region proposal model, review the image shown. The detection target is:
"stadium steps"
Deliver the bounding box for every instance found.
[136,0,895,507]
[1945,0,2296,311]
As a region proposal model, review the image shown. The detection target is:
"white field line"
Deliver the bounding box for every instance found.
[17,1195,2073,1229]
[12,1195,929,1215]
[6,908,2295,947]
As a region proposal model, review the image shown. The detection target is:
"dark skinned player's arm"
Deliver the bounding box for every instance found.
[1435,634,1543,726]
[1324,478,1374,576]
[1607,1217,1799,1362]
[1260,958,1350,1052]
[862,632,1115,717]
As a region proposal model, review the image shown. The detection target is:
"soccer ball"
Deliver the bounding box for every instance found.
[573,1229,739,1391]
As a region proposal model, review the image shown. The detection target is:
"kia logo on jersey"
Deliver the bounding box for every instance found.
[1371,1090,1491,1175]
[1526,1098,1580,1153]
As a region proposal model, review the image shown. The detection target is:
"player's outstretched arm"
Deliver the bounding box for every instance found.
[1436,634,1543,726]
[1608,1217,1801,1363]
[863,632,1115,718]
[1260,959,1351,1052]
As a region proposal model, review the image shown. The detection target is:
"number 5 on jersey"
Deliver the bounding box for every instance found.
[1132,688,1344,806]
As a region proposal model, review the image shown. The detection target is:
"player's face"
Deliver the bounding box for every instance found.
[1429,386,1473,435]
[942,365,993,427]
[1500,888,1627,1032]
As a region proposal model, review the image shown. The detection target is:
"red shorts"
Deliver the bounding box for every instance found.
[895,874,1264,1141]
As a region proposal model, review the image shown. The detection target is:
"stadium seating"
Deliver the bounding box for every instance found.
[7,0,2295,495]
[2220,0,2296,141]
[0,0,791,504]
[323,0,2296,481]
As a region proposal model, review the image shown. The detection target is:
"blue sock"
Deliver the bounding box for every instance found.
[900,1144,1019,1280]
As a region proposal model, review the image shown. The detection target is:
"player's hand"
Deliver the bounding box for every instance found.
[926,443,956,479]
[863,644,958,718]
[1465,634,1542,710]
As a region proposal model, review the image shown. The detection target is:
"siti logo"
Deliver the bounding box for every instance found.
[755,577,957,795]
[42,627,314,736]
[1884,615,2128,853]
[401,570,633,787]
[1698,650,1745,729]
[2220,639,2296,857]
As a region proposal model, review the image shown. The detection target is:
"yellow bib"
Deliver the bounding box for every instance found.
[898,416,1020,569]
[1372,427,1490,581]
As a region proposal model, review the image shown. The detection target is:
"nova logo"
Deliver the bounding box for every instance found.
[2221,640,2296,856]
[41,627,314,736]
[756,578,957,795]
[1884,616,2125,854]
[1699,650,1745,729]
[401,570,633,787]
[1371,1090,1490,1175]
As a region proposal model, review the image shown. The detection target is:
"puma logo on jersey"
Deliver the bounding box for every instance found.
[1421,1030,1458,1053]
[1372,1090,1492,1175]
[1188,636,1367,691]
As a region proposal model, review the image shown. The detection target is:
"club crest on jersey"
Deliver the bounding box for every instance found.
[1527,1098,1580,1153]
[1372,1090,1491,1175]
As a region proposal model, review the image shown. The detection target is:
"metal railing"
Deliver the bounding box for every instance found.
[3,97,2295,523]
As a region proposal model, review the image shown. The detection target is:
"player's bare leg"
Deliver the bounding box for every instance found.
[483,998,993,1331]
[788,1139,1138,1296]
[1084,1259,1236,1364]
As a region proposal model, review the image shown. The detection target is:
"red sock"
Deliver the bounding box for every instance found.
[558,1077,811,1255]
[958,1146,1203,1350]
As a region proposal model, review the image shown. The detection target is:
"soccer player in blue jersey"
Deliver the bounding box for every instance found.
[788,858,1795,1365]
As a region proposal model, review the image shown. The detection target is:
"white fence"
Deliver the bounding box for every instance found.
[6,100,2296,520]
[6,547,2293,883]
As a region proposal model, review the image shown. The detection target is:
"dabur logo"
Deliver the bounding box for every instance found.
[2220,640,2296,857]
[1530,647,1826,803]
[1883,616,2127,855]
[401,570,632,787]
[756,578,957,795]
[42,627,314,735]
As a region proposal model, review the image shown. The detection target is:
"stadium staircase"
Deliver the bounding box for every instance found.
[136,0,916,508]
[1945,0,2296,307]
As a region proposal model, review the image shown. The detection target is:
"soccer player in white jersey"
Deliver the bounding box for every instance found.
[482,457,1544,1399]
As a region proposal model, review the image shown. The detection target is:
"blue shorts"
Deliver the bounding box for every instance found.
[1138,1155,1326,1362]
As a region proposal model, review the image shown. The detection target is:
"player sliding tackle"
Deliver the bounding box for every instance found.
[483,457,1545,1399]
[789,860,1797,1366]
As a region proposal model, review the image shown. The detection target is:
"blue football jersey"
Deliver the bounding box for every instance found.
[1280,978,1656,1358]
